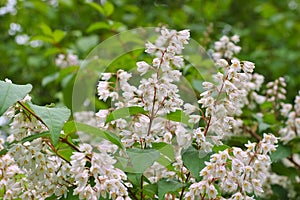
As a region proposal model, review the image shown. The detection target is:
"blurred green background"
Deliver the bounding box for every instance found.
[1,0,300,105]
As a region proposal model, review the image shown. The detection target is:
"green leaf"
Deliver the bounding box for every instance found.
[181,146,210,178]
[103,1,114,17]
[87,2,104,14]
[63,120,77,135]
[252,113,271,132]
[42,72,59,86]
[143,183,158,198]
[0,149,8,156]
[21,131,51,143]
[0,81,32,115]
[30,35,54,43]
[152,142,175,167]
[126,173,143,187]
[271,161,300,179]
[106,106,147,123]
[76,35,99,52]
[157,179,184,200]
[57,142,74,162]
[166,110,192,127]
[271,184,289,200]
[86,22,110,33]
[46,186,79,200]
[212,144,231,153]
[53,29,66,43]
[123,148,160,173]
[270,143,291,162]
[28,103,71,146]
[75,122,124,149]
[57,66,79,82]
[40,23,52,36]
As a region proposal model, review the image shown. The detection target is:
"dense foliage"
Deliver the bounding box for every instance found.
[1,0,300,200]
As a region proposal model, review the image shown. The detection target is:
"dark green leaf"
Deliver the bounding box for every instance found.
[0,81,32,115]
[270,143,291,162]
[212,144,231,153]
[181,146,210,178]
[157,179,184,200]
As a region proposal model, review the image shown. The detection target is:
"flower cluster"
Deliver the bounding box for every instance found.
[70,143,129,200]
[197,57,256,150]
[266,77,287,107]
[55,53,79,68]
[279,91,300,143]
[185,134,278,200]
[0,0,17,16]
[210,35,241,61]
[0,28,285,200]
[97,27,191,148]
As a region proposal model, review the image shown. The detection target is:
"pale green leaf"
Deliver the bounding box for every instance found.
[28,103,71,146]
[0,81,32,115]
[123,148,160,173]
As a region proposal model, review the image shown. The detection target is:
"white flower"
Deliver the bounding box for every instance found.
[242,61,255,73]
[136,61,150,75]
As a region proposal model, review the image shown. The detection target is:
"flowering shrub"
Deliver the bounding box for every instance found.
[0,27,299,200]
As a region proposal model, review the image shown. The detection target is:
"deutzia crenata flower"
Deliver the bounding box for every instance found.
[186,133,278,199]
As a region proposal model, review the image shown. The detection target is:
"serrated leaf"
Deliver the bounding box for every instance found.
[181,146,210,178]
[157,179,184,200]
[86,22,110,33]
[75,122,124,149]
[123,148,160,173]
[28,103,71,146]
[106,106,147,123]
[0,81,32,115]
